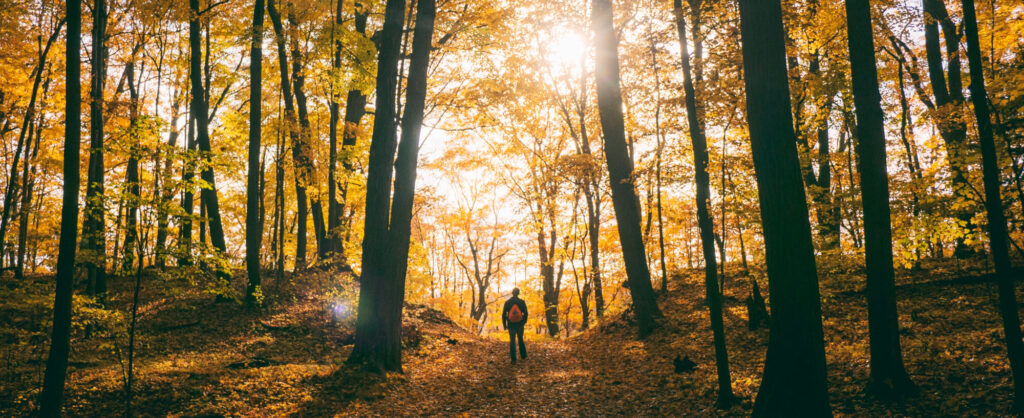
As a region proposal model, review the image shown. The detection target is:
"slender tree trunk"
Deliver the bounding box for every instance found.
[16,103,45,280]
[591,0,662,337]
[675,0,735,405]
[83,0,108,297]
[337,3,370,263]
[287,11,327,261]
[122,55,141,273]
[38,1,80,412]
[247,0,266,305]
[845,0,916,397]
[648,31,669,293]
[189,0,230,281]
[922,0,974,254]
[179,103,196,266]
[348,0,407,372]
[737,0,830,415]
[0,19,62,268]
[962,0,1024,408]
[327,0,344,258]
[267,0,307,270]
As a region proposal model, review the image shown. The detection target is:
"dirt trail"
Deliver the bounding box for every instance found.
[344,337,591,416]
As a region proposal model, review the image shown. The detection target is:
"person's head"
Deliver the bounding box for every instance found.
[512,287,520,297]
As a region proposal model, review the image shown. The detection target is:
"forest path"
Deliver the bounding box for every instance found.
[343,336,592,416]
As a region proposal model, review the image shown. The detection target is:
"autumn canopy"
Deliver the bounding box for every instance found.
[2,0,1024,415]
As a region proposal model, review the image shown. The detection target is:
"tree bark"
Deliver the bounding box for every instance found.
[348,0,408,372]
[961,0,1024,409]
[845,0,916,398]
[922,0,975,254]
[674,0,735,406]
[337,3,371,263]
[82,0,108,297]
[591,0,662,337]
[737,0,830,415]
[122,53,141,273]
[287,10,327,261]
[247,0,266,305]
[267,0,307,270]
[38,1,80,412]
[189,0,230,281]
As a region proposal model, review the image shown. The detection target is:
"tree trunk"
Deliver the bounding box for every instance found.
[0,18,62,270]
[845,0,916,398]
[922,0,974,254]
[962,0,1024,409]
[16,102,45,280]
[246,0,266,305]
[674,0,735,405]
[287,11,327,261]
[189,0,230,281]
[348,0,408,372]
[82,0,108,297]
[178,103,197,266]
[267,0,307,270]
[539,228,560,337]
[337,3,371,263]
[38,1,80,412]
[736,0,830,415]
[591,0,662,337]
[122,55,141,273]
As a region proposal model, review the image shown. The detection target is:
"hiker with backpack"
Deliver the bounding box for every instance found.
[502,287,529,363]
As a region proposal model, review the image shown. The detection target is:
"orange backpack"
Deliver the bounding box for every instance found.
[508,304,524,323]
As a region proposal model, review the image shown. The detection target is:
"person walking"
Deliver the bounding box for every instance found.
[502,287,528,363]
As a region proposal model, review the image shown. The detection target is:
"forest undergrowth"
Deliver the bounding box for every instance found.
[2,255,1023,416]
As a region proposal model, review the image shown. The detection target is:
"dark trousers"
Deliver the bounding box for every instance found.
[508,324,526,361]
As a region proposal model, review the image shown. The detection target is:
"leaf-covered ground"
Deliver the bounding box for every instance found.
[2,256,1023,416]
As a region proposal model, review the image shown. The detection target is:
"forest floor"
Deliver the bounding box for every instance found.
[2,255,1024,416]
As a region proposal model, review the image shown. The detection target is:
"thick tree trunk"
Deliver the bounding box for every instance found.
[83,0,108,296]
[354,0,434,370]
[38,1,80,413]
[845,0,916,398]
[674,0,735,406]
[591,0,662,337]
[736,0,830,415]
[246,0,266,305]
[961,0,1024,409]
[348,0,408,372]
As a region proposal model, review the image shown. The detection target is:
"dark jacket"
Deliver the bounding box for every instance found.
[502,296,528,329]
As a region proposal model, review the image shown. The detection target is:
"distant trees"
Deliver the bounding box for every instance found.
[38,0,81,413]
[736,0,829,414]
